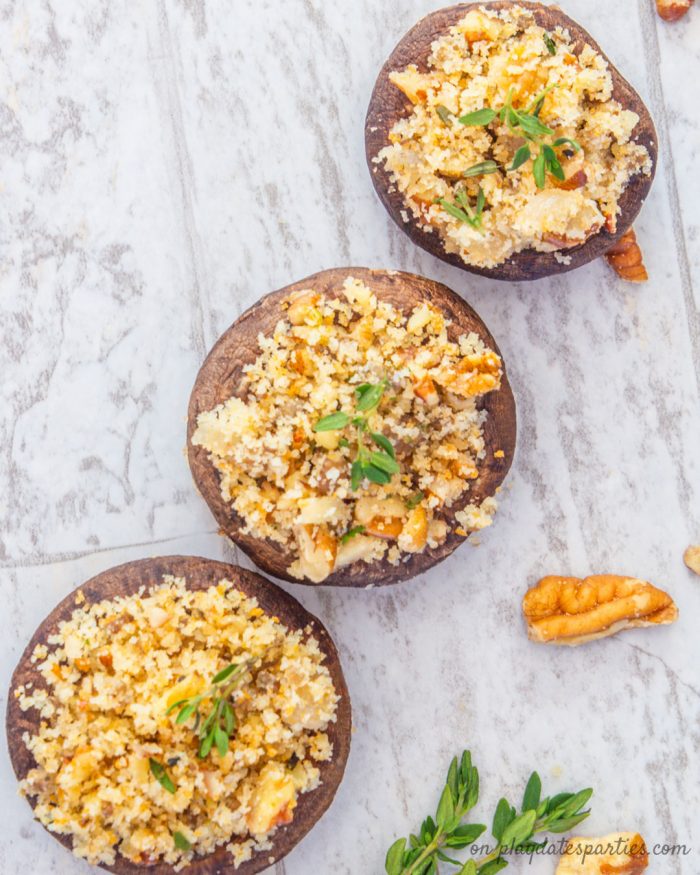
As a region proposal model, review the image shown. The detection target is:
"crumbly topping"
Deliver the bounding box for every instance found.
[192,277,504,582]
[17,577,338,868]
[377,5,652,268]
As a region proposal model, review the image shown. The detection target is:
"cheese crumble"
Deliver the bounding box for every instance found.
[17,577,338,868]
[192,277,504,582]
[376,5,652,268]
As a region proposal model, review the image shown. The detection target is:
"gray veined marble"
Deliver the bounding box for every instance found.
[1,1,699,873]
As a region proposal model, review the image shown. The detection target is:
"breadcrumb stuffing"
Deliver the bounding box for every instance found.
[17,577,338,869]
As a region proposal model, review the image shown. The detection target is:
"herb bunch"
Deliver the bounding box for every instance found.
[166,662,250,760]
[436,82,581,201]
[385,750,593,875]
[313,378,400,490]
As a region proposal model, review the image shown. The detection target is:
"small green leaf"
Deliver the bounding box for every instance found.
[546,811,591,833]
[406,491,424,509]
[436,104,453,125]
[338,437,350,448]
[475,186,485,219]
[369,451,400,475]
[492,797,514,841]
[215,726,229,758]
[341,525,365,544]
[546,792,573,813]
[314,411,350,432]
[522,771,541,812]
[437,198,471,225]
[199,729,215,759]
[223,702,236,735]
[212,664,238,685]
[458,861,477,875]
[542,144,565,180]
[165,698,189,716]
[458,107,497,126]
[543,33,557,55]
[552,136,581,152]
[517,112,554,139]
[501,809,536,848]
[364,463,392,485]
[463,160,499,178]
[560,788,593,817]
[175,702,198,725]
[350,460,364,491]
[436,785,455,829]
[445,823,486,848]
[356,381,386,412]
[509,144,531,171]
[173,831,191,851]
[370,432,396,458]
[385,838,406,875]
[149,758,176,794]
[533,149,546,189]
[480,860,508,875]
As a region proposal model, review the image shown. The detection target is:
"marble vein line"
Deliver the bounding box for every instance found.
[638,0,700,390]
[153,0,209,357]
[0,529,220,571]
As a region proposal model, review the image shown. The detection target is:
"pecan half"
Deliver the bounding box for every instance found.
[556,831,648,874]
[523,574,678,646]
[656,0,693,21]
[605,227,648,282]
[684,545,700,576]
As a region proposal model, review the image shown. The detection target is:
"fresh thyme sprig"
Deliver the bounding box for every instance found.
[166,662,250,759]
[313,378,400,490]
[436,186,486,231]
[453,85,581,192]
[385,750,593,875]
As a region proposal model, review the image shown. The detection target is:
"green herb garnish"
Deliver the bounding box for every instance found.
[436,104,453,125]
[149,758,176,794]
[173,831,191,851]
[463,160,500,178]
[456,85,581,190]
[313,379,399,490]
[384,749,593,874]
[543,33,557,55]
[436,185,486,231]
[166,662,250,760]
[341,525,366,543]
[405,491,425,509]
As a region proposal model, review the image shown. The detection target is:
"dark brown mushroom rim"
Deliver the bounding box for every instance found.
[6,556,352,875]
[365,0,658,281]
[187,267,516,588]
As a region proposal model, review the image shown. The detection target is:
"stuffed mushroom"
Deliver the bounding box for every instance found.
[365,1,657,280]
[187,268,516,587]
[6,556,351,874]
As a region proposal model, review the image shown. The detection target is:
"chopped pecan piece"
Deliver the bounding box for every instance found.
[556,831,648,874]
[523,574,678,646]
[656,0,693,21]
[552,169,587,191]
[605,227,648,282]
[683,545,700,576]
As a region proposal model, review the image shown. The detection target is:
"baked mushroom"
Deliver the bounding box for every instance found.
[187,268,516,587]
[365,1,657,280]
[6,556,351,874]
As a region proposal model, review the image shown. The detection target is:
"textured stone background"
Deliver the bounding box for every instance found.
[1,1,698,872]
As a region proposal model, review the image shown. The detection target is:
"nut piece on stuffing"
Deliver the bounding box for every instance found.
[556,832,648,874]
[656,0,694,22]
[683,545,700,576]
[523,574,678,646]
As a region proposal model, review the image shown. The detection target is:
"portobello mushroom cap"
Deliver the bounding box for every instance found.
[364,0,658,281]
[187,267,516,587]
[6,556,352,875]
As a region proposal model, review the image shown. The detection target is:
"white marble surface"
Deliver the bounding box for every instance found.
[1,1,699,873]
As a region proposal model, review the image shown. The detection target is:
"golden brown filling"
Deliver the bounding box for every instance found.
[193,277,504,582]
[16,578,338,867]
[376,5,651,268]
